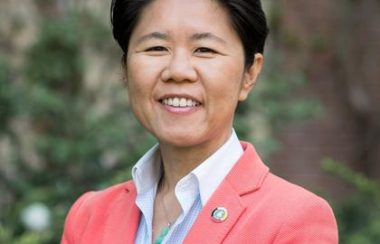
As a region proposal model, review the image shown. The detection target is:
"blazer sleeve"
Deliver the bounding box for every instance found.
[273,196,338,244]
[61,191,96,244]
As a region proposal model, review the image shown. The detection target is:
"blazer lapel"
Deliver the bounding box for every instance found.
[123,182,141,244]
[184,142,269,243]
[103,181,141,244]
[184,180,246,243]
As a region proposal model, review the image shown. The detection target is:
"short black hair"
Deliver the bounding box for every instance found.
[111,0,269,67]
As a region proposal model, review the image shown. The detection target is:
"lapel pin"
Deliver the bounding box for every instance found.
[211,207,228,222]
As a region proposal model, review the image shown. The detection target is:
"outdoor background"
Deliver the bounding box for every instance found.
[1,0,379,243]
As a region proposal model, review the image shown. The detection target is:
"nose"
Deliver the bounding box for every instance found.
[161,50,198,83]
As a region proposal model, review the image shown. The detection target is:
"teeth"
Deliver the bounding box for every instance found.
[161,97,200,107]
[180,98,186,107]
[173,98,180,107]
[186,99,193,106]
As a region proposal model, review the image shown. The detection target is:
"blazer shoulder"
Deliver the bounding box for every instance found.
[264,173,332,208]
[61,180,136,243]
[263,174,338,243]
[257,173,335,220]
[72,180,135,210]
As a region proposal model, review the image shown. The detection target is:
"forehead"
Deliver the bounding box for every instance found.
[144,0,223,16]
[131,0,238,41]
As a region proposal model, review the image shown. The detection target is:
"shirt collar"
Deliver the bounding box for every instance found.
[192,130,243,205]
[132,129,243,205]
[132,144,161,195]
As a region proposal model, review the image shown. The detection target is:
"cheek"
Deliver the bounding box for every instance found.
[125,77,141,105]
[206,65,244,99]
[126,56,164,89]
[125,72,148,117]
[126,61,152,97]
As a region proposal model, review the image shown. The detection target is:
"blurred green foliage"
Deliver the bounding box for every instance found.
[323,159,380,244]
[0,59,16,130]
[0,10,153,243]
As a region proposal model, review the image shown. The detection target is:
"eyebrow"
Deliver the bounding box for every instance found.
[136,31,226,44]
[136,32,169,43]
[190,32,227,44]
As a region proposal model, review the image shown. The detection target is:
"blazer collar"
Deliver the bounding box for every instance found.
[226,142,269,196]
[122,181,140,243]
[184,142,269,243]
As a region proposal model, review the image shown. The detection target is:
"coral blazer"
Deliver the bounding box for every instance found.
[61,142,338,243]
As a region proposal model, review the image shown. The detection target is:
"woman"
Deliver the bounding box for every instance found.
[62,0,338,243]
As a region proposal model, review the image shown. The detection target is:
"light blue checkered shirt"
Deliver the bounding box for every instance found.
[132,130,243,244]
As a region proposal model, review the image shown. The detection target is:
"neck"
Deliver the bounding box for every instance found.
[158,130,232,191]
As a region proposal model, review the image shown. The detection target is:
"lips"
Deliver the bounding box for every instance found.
[160,97,200,107]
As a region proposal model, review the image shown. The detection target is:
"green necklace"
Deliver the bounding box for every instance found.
[155,170,176,244]
[154,223,171,244]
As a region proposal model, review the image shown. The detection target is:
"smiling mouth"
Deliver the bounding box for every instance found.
[160,97,201,107]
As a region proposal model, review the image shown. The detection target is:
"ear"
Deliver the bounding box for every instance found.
[123,75,128,87]
[122,67,129,86]
[121,53,129,86]
[239,53,264,101]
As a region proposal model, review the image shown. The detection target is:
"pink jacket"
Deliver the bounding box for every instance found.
[61,142,338,243]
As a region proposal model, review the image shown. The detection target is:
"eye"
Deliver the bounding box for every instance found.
[194,47,217,54]
[145,46,168,52]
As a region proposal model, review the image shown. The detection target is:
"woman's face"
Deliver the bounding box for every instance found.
[126,0,262,151]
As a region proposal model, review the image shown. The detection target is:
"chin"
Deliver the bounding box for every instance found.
[157,133,204,148]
